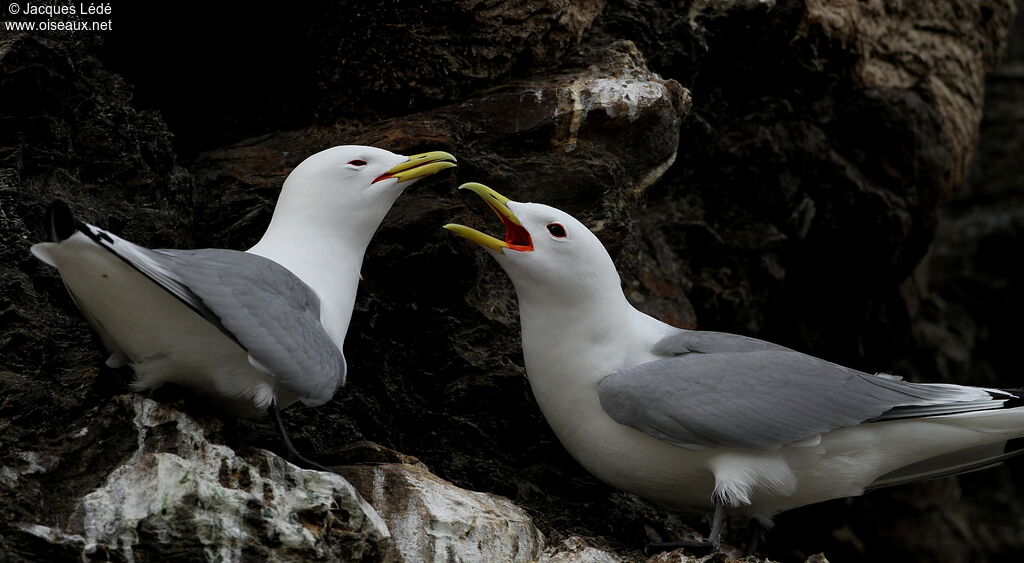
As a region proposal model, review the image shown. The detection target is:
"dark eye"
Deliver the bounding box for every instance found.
[547,223,567,238]
[348,159,367,167]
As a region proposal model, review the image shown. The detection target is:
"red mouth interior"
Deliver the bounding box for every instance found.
[488,201,534,252]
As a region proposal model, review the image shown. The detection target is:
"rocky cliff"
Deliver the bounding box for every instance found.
[1,1,1021,561]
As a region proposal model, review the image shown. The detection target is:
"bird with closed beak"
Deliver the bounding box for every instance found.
[32,145,456,470]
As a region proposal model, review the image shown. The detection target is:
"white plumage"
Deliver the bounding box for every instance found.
[33,146,456,416]
[445,182,1024,546]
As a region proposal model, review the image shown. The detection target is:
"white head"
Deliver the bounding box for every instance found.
[249,145,455,349]
[260,145,457,248]
[444,183,624,309]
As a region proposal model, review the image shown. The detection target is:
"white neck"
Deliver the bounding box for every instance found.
[511,275,673,476]
[247,188,399,351]
[514,278,670,394]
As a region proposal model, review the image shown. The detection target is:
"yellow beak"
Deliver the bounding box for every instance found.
[374,151,457,184]
[444,182,534,253]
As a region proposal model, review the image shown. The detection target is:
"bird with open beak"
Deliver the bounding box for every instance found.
[445,182,1024,551]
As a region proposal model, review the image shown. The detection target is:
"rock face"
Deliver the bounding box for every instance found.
[310,0,608,119]
[10,396,394,562]
[339,461,545,562]
[620,0,1018,362]
[2,1,1022,562]
[864,9,1024,563]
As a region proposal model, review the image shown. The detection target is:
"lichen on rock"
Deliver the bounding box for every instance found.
[18,395,395,562]
[339,462,545,562]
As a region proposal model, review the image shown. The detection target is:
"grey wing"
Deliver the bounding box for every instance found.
[154,249,346,406]
[77,223,345,406]
[598,329,1013,450]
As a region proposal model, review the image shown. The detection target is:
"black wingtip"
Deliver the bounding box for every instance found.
[45,199,78,242]
[995,388,1024,409]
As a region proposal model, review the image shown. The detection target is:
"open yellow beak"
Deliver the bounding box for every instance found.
[444,183,534,253]
[373,151,457,184]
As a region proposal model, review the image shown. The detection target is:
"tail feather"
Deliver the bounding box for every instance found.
[868,407,1024,490]
[869,438,1024,490]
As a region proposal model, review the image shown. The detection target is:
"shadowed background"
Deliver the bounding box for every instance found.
[2,1,1023,561]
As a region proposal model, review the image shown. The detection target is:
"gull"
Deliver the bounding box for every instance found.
[444,182,1024,549]
[32,145,456,469]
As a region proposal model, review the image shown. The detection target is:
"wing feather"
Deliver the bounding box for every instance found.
[598,330,1012,450]
[76,222,345,406]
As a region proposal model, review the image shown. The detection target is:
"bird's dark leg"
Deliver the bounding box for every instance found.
[269,401,334,473]
[644,498,727,555]
[746,519,767,555]
[708,498,725,550]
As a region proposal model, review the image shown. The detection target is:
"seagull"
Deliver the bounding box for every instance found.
[444,182,1024,549]
[32,145,456,470]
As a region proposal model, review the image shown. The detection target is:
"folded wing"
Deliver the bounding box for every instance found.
[598,330,1015,450]
[75,222,346,407]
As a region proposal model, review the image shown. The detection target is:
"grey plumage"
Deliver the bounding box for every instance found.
[80,223,345,407]
[155,249,346,406]
[598,329,1014,451]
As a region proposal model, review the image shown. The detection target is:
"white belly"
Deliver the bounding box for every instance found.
[36,235,293,415]
[530,376,719,509]
[528,367,1024,522]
